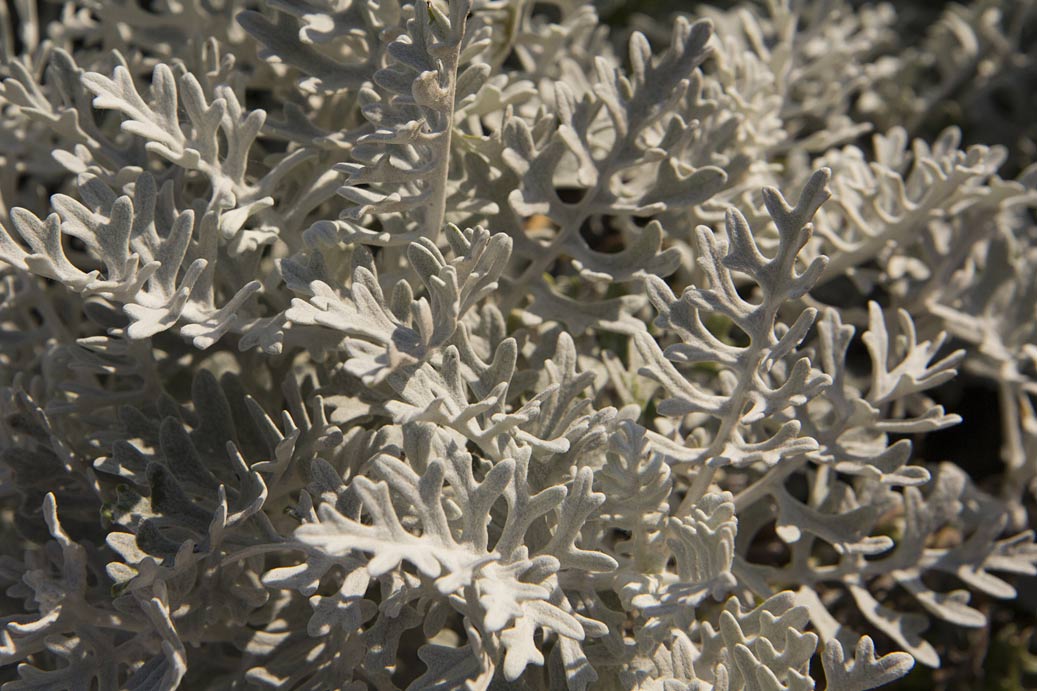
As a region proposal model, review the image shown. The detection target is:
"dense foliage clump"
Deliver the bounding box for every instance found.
[1,0,1035,689]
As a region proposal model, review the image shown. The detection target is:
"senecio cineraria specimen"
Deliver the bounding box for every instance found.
[0,0,1036,688]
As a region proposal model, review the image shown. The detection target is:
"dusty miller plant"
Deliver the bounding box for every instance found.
[1,0,1036,689]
